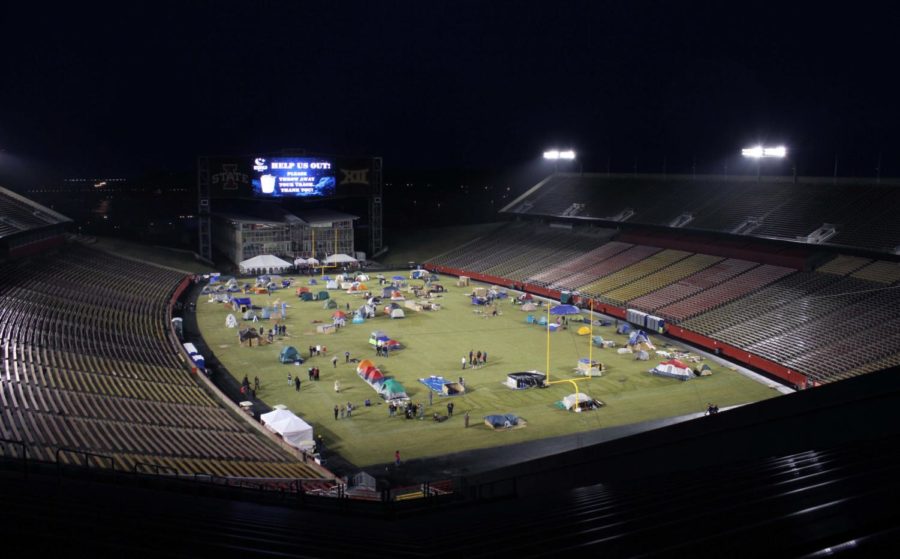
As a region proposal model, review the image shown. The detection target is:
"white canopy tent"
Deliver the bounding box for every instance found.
[239,254,292,274]
[260,409,314,450]
[323,253,358,264]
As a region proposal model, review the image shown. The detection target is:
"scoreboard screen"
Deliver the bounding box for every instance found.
[250,157,336,198]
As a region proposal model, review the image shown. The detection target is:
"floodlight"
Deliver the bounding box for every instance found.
[559,150,576,160]
[742,146,764,158]
[543,150,560,160]
[742,145,787,159]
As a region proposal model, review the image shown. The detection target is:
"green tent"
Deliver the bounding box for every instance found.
[300,292,313,301]
[379,379,407,400]
[280,346,301,364]
[323,298,338,309]
[317,290,330,301]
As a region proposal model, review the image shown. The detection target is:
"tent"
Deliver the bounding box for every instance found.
[324,253,358,264]
[699,363,713,376]
[356,359,375,374]
[260,409,314,450]
[628,330,651,346]
[225,314,238,328]
[505,371,546,390]
[382,286,398,298]
[369,331,389,347]
[239,254,292,274]
[352,315,365,324]
[521,302,537,312]
[650,359,694,381]
[242,310,257,320]
[576,358,603,377]
[379,379,408,401]
[390,308,406,319]
[550,304,580,316]
[410,269,427,279]
[300,292,313,301]
[323,299,338,309]
[592,335,604,346]
[560,393,602,411]
[326,280,339,290]
[332,310,347,319]
[294,257,308,267]
[317,291,330,300]
[484,414,522,429]
[280,346,303,364]
[635,350,650,361]
[295,287,310,296]
[261,307,271,319]
[577,326,591,336]
[616,323,632,335]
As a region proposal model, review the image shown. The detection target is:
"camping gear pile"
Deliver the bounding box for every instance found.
[575,358,603,377]
[505,371,546,390]
[356,359,408,402]
[557,393,604,412]
[650,359,694,381]
[418,376,466,396]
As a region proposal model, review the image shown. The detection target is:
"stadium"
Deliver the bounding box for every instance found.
[3,162,900,556]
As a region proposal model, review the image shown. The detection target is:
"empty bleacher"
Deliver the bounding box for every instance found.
[602,253,722,306]
[628,258,757,313]
[577,249,691,299]
[0,244,327,480]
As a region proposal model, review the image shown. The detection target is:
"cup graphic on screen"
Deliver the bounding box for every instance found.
[260,174,277,194]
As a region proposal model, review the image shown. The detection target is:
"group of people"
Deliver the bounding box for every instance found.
[308,345,327,358]
[462,349,488,369]
[375,344,391,357]
[240,375,257,398]
[333,402,354,419]
[705,403,720,415]
[307,367,321,381]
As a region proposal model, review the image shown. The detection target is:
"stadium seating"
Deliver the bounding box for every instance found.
[0,245,327,479]
[577,249,691,299]
[602,253,722,306]
[628,258,757,313]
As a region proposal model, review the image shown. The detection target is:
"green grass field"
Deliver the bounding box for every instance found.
[196,272,780,467]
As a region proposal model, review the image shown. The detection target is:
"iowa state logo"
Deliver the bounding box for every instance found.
[212,164,249,190]
[340,168,369,185]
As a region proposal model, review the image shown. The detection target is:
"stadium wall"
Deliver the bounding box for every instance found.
[427,263,806,388]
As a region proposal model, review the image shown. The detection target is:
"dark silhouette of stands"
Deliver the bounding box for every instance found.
[502,173,900,254]
[0,244,327,480]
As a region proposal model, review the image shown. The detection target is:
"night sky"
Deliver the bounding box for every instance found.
[1,0,898,183]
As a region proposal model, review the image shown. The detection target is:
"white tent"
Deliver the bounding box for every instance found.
[239,254,292,274]
[260,409,314,450]
[323,253,358,264]
[562,393,592,410]
[293,257,308,267]
[650,359,694,381]
[306,257,320,265]
[225,314,238,328]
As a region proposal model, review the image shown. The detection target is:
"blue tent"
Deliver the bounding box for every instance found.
[616,323,632,335]
[550,304,580,316]
[628,330,650,346]
[484,414,520,429]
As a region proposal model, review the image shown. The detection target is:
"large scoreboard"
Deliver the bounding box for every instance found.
[206,154,375,201]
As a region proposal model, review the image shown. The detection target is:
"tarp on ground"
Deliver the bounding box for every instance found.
[419,376,465,396]
[239,254,292,274]
[260,409,314,450]
[280,346,302,364]
[484,414,521,429]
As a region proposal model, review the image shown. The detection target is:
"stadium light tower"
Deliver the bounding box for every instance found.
[543,149,579,173]
[742,145,788,182]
